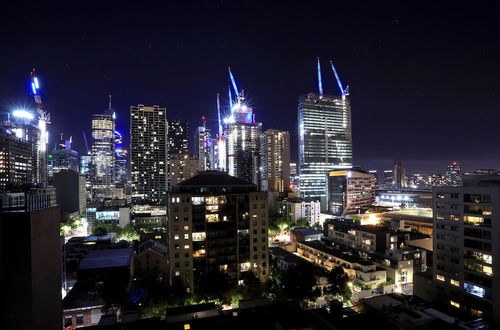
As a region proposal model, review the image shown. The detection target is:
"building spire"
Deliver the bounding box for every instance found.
[330,60,345,96]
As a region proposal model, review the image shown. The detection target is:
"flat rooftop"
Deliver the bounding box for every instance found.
[299,241,374,266]
[79,248,132,270]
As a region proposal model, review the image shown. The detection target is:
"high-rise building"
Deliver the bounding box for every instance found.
[444,161,462,186]
[168,121,189,156]
[225,102,262,186]
[432,175,500,325]
[53,169,86,214]
[130,104,168,205]
[51,135,78,174]
[114,130,127,185]
[169,153,199,186]
[393,159,406,189]
[91,113,115,200]
[0,191,62,329]
[194,126,213,172]
[383,169,393,186]
[260,129,290,192]
[0,129,32,191]
[168,171,269,291]
[327,168,376,216]
[2,110,48,188]
[298,92,352,208]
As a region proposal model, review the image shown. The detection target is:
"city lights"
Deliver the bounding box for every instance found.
[12,109,34,120]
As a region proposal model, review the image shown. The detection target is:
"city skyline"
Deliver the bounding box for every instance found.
[2,2,499,173]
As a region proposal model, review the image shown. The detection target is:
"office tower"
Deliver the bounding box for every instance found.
[298,92,352,208]
[130,104,168,205]
[393,159,406,188]
[260,129,290,192]
[194,126,213,171]
[327,168,376,216]
[0,191,62,329]
[2,110,48,188]
[383,169,393,186]
[444,161,462,186]
[290,163,297,176]
[114,130,127,184]
[168,171,269,291]
[91,112,115,200]
[0,129,32,191]
[51,135,79,174]
[432,175,499,324]
[168,121,189,156]
[368,169,378,185]
[169,153,199,186]
[225,102,262,186]
[54,169,86,214]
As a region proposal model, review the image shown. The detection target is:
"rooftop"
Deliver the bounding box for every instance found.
[63,281,105,310]
[292,227,323,236]
[300,241,374,266]
[79,248,132,270]
[175,171,255,187]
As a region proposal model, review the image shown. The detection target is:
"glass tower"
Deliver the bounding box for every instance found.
[298,92,352,208]
[91,113,115,200]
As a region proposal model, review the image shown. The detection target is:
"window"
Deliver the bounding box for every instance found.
[436,274,445,281]
[175,271,180,276]
[450,300,460,308]
[184,234,189,239]
[464,282,485,298]
[450,214,460,221]
[436,193,445,199]
[64,316,72,327]
[436,213,445,220]
[174,235,179,240]
[183,225,189,230]
[192,232,206,241]
[184,244,189,249]
[450,279,460,286]
[76,315,84,325]
[450,193,459,199]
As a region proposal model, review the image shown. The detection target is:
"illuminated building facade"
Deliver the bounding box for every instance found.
[130,104,168,205]
[444,161,462,186]
[114,130,127,184]
[260,129,290,192]
[327,168,375,216]
[51,135,78,174]
[194,126,213,172]
[0,129,32,191]
[432,175,500,324]
[169,153,199,185]
[224,102,262,186]
[298,93,352,208]
[91,113,115,200]
[168,120,189,156]
[168,171,269,291]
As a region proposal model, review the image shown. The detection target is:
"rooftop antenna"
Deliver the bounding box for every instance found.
[330,60,345,96]
[317,57,324,95]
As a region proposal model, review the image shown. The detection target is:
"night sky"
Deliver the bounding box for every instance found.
[2,1,500,173]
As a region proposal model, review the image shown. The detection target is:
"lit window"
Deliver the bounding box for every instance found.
[450,279,460,286]
[183,225,189,230]
[184,234,189,239]
[184,324,191,330]
[436,274,445,281]
[175,271,180,276]
[450,300,460,308]
[174,235,179,240]
[464,282,485,298]
[184,244,189,249]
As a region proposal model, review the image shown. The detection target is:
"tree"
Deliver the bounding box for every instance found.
[280,262,320,301]
[241,271,263,299]
[293,218,311,229]
[324,266,351,301]
[195,270,231,303]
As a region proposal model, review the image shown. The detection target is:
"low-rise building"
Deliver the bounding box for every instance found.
[290,227,323,243]
[135,240,168,276]
[296,241,387,290]
[277,197,321,225]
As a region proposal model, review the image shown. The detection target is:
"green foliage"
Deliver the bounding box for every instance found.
[324,266,351,301]
[267,262,320,303]
[60,215,82,236]
[119,224,140,241]
[293,218,311,229]
[194,270,232,303]
[91,222,122,236]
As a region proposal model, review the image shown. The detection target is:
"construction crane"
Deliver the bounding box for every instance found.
[317,57,324,95]
[330,60,349,96]
[29,68,50,186]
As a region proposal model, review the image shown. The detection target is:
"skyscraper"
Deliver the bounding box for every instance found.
[91,113,115,200]
[260,129,290,192]
[444,161,462,186]
[298,92,352,207]
[51,134,79,174]
[0,128,32,191]
[432,175,499,324]
[194,126,213,172]
[130,104,168,205]
[114,130,128,185]
[168,120,189,156]
[393,159,406,188]
[225,102,262,186]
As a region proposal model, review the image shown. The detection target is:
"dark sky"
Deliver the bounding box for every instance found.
[2,1,500,174]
